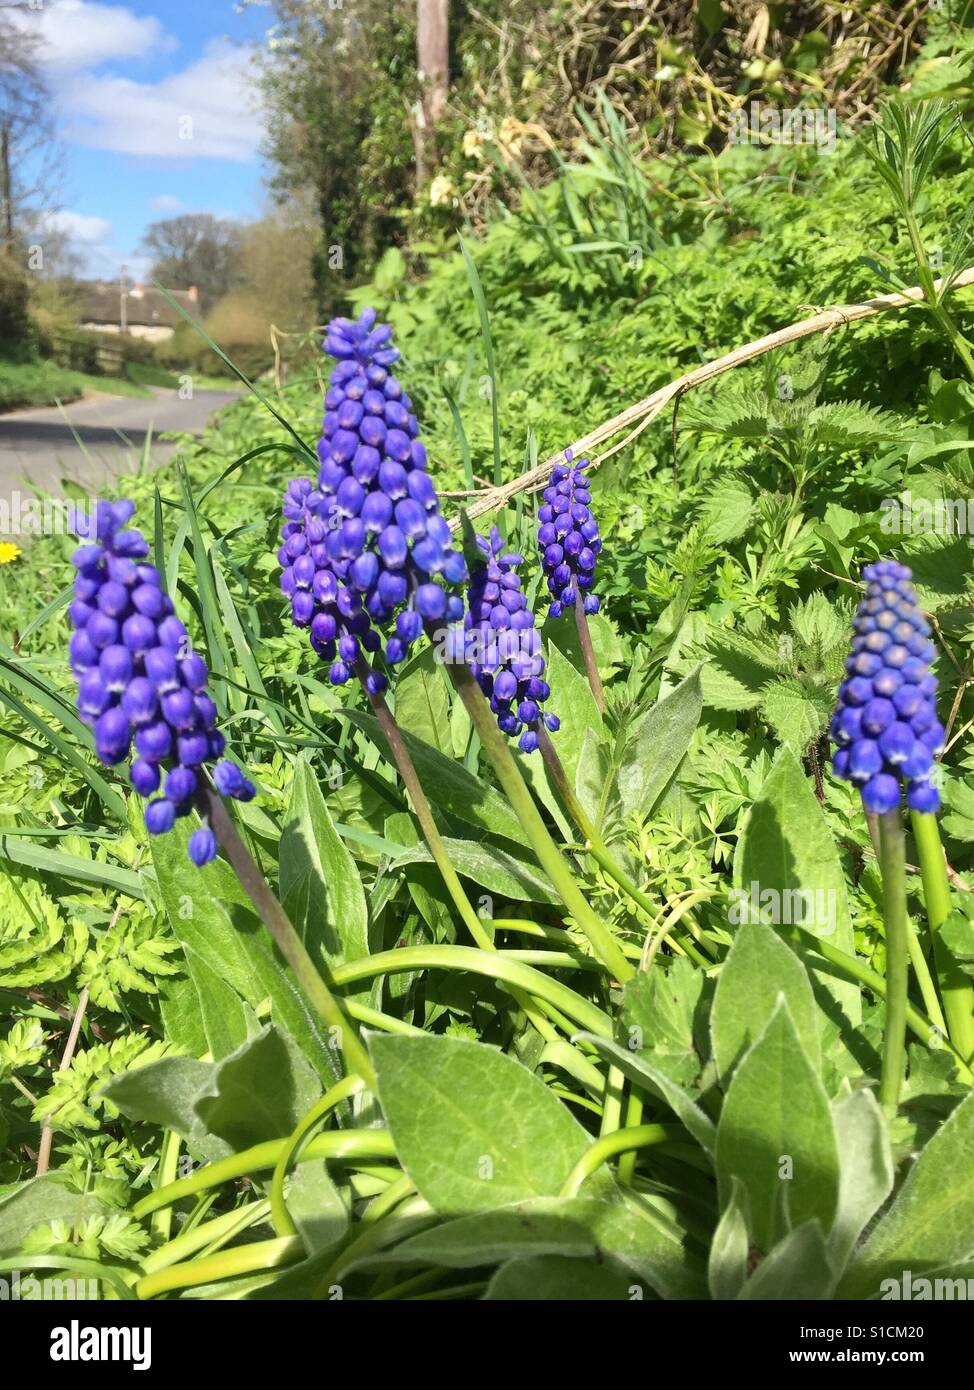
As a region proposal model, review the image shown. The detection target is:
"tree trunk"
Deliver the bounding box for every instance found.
[416,0,449,182]
[1,126,13,250]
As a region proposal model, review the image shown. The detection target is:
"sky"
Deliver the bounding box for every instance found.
[18,0,273,281]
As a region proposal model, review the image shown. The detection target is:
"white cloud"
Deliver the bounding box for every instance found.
[149,195,185,213]
[16,0,172,72]
[61,40,263,162]
[43,210,114,244]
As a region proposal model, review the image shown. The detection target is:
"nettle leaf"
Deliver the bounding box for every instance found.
[839,1087,974,1297]
[616,666,703,821]
[693,628,776,711]
[280,753,369,982]
[939,899,974,977]
[542,640,604,789]
[697,477,755,544]
[370,1033,595,1215]
[942,779,974,844]
[485,1253,636,1300]
[828,1088,893,1273]
[394,646,453,755]
[715,1000,839,1255]
[806,400,903,447]
[739,1221,834,1300]
[711,922,820,1082]
[341,709,523,845]
[390,838,555,904]
[620,958,705,1089]
[789,591,849,655]
[102,1024,321,1161]
[759,678,832,750]
[733,747,860,1026]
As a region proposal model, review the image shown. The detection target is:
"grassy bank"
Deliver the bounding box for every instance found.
[0,356,152,412]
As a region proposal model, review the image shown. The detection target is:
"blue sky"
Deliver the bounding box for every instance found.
[23,0,274,280]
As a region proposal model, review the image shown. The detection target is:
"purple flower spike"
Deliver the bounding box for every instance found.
[68,498,256,866]
[538,451,602,619]
[278,308,468,685]
[830,560,941,814]
[464,526,557,751]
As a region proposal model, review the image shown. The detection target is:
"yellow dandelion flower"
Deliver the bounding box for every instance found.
[0,542,22,565]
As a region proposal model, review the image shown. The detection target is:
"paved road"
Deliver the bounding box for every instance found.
[0,387,240,500]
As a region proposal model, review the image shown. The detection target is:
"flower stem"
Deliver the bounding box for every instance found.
[200,786,376,1089]
[574,591,605,713]
[877,808,909,1115]
[441,655,633,982]
[535,723,713,968]
[911,809,974,1063]
[559,1123,680,1198]
[355,658,559,1042]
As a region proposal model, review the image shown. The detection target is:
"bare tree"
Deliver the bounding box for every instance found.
[140,213,244,311]
[0,4,57,251]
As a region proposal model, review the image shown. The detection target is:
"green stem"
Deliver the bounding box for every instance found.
[574,592,605,713]
[132,1128,397,1219]
[329,944,612,1037]
[136,1235,301,1300]
[559,1124,679,1198]
[442,655,633,982]
[356,658,559,1043]
[911,810,974,1063]
[794,926,974,1081]
[270,1075,365,1238]
[907,920,948,1039]
[878,809,909,1115]
[202,787,376,1089]
[617,1091,645,1185]
[536,724,713,968]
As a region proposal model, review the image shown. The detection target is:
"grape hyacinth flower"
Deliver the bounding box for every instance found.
[69,499,255,866]
[830,560,942,816]
[279,309,466,689]
[538,449,602,620]
[462,526,560,753]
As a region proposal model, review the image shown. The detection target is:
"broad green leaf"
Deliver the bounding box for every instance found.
[582,1191,707,1299]
[733,746,861,1025]
[102,1025,321,1160]
[574,725,615,827]
[370,1033,595,1215]
[485,1253,637,1300]
[280,753,369,981]
[151,824,340,1085]
[179,946,258,1060]
[542,641,604,788]
[287,1160,348,1256]
[759,679,832,750]
[390,838,555,904]
[341,709,523,845]
[545,610,624,682]
[711,922,820,1080]
[828,1087,894,1272]
[575,1033,716,1156]
[616,667,703,820]
[394,646,452,754]
[158,974,209,1058]
[708,1177,750,1299]
[620,958,705,1089]
[839,1087,974,1297]
[715,1000,839,1254]
[739,1221,834,1300]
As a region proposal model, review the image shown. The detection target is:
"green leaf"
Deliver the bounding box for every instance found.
[733,747,861,1025]
[715,1000,839,1254]
[711,922,821,1081]
[542,641,604,788]
[828,1087,894,1273]
[575,1033,716,1157]
[697,476,754,543]
[340,709,523,845]
[485,1253,637,1300]
[616,667,703,820]
[102,1025,321,1160]
[364,1198,599,1268]
[620,958,705,1089]
[839,1087,974,1297]
[287,1160,348,1256]
[393,647,453,755]
[390,838,556,904]
[739,1221,834,1300]
[708,1177,750,1299]
[280,753,369,981]
[151,822,340,1085]
[370,1033,595,1215]
[0,1176,109,1258]
[939,899,974,976]
[759,679,833,750]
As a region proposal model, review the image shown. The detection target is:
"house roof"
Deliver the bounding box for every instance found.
[78,282,200,329]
